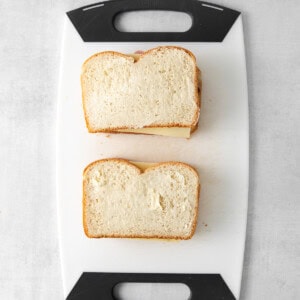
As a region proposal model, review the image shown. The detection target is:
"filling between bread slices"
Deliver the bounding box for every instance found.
[115,127,191,138]
[129,161,158,171]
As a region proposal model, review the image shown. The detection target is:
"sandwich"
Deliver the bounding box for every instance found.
[83,158,200,239]
[81,46,201,138]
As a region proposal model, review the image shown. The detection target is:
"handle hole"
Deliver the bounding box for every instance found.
[113,282,191,300]
[114,11,192,33]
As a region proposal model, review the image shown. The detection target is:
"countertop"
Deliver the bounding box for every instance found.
[0,0,299,299]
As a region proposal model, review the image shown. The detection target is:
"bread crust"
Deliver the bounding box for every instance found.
[83,158,200,240]
[81,46,201,135]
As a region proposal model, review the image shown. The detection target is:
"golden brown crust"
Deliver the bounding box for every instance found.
[84,233,193,240]
[81,46,201,135]
[190,122,198,134]
[83,158,200,240]
[83,157,142,176]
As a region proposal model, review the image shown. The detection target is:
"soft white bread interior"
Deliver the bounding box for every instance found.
[81,46,200,137]
[83,159,200,239]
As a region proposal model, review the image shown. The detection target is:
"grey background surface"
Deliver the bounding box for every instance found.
[0,0,299,299]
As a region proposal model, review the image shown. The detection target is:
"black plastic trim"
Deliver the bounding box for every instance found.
[67,0,240,42]
[67,272,236,299]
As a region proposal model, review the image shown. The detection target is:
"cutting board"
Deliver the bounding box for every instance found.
[57,1,248,299]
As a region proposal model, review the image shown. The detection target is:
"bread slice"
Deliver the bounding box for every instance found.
[81,46,201,138]
[83,159,200,239]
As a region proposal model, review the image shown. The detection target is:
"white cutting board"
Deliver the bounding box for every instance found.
[57,14,248,299]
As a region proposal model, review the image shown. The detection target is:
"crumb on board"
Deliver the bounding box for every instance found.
[105,134,110,138]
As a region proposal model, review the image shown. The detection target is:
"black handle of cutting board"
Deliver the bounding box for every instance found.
[67,272,236,299]
[67,0,240,42]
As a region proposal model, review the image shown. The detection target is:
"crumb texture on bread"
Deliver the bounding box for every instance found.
[83,159,200,239]
[81,46,199,132]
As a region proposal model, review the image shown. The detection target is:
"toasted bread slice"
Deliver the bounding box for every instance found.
[81,46,201,138]
[83,159,200,239]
